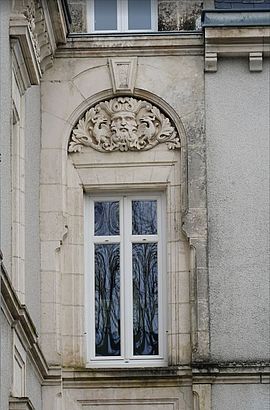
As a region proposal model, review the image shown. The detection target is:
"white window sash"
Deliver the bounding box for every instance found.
[86,0,158,33]
[85,193,166,367]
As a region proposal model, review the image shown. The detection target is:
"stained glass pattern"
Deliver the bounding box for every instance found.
[94,201,119,236]
[132,243,159,355]
[95,244,120,356]
[132,200,157,235]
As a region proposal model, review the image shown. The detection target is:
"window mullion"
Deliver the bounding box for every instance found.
[87,0,94,33]
[119,197,125,359]
[121,0,128,32]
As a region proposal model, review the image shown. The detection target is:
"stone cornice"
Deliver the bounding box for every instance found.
[55,33,204,58]
[193,362,270,384]
[59,364,270,389]
[10,17,41,86]
[9,0,69,86]
[204,26,270,71]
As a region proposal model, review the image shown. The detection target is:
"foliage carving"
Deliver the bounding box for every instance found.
[68,97,180,153]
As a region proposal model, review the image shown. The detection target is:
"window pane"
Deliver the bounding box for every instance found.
[132,200,157,235]
[128,0,152,30]
[95,244,121,356]
[94,201,119,236]
[94,0,117,31]
[133,243,158,355]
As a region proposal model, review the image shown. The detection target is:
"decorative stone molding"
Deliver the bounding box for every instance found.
[9,397,35,410]
[249,52,263,72]
[0,254,61,385]
[10,16,41,85]
[56,33,204,58]
[68,97,180,153]
[10,0,69,85]
[193,384,211,410]
[11,38,32,94]
[205,51,217,72]
[204,26,270,72]
[109,57,137,94]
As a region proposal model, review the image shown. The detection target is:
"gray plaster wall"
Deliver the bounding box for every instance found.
[206,58,270,361]
[0,311,13,410]
[0,0,12,272]
[212,384,270,410]
[25,86,41,332]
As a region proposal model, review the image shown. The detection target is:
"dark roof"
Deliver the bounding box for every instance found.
[215,0,270,8]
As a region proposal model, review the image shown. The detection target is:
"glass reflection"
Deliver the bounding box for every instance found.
[132,200,157,235]
[128,0,152,30]
[94,0,117,31]
[133,243,158,355]
[94,201,119,236]
[95,244,120,356]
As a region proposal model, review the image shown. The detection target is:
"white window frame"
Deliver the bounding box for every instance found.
[85,193,167,367]
[86,0,158,33]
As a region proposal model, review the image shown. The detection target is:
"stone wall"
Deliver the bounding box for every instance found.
[0,312,13,410]
[67,0,203,32]
[25,85,41,332]
[0,0,12,271]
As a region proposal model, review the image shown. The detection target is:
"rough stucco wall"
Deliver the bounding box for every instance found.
[212,384,270,410]
[25,86,41,332]
[0,312,13,410]
[206,58,270,361]
[0,0,12,272]
[158,0,202,31]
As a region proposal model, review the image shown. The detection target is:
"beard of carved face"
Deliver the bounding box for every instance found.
[111,113,138,144]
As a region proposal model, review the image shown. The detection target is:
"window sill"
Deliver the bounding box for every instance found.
[61,365,192,388]
[55,32,204,58]
[85,360,168,369]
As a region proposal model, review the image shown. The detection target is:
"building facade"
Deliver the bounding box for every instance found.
[0,1,269,409]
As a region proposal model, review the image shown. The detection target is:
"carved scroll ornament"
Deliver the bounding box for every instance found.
[68,97,180,153]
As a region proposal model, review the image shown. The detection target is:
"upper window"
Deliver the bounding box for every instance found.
[85,193,166,367]
[87,0,158,33]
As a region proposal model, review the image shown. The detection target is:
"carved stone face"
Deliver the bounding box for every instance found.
[111,112,138,142]
[69,97,180,153]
